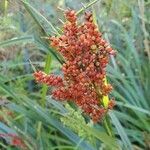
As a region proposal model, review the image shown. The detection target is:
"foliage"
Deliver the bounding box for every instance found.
[0,0,149,150]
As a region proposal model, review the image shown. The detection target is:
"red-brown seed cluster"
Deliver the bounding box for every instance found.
[0,133,27,149]
[34,10,115,122]
[34,71,63,87]
[11,137,26,149]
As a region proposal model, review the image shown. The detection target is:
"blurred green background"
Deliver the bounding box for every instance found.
[0,0,150,150]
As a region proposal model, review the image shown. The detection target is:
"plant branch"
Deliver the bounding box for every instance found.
[76,0,100,15]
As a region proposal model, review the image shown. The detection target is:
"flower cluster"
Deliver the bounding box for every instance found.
[34,10,115,122]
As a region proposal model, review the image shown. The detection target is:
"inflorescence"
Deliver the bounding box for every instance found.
[34,10,115,122]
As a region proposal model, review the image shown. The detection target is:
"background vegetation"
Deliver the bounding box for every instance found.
[0,0,149,149]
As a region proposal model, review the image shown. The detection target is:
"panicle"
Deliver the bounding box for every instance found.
[34,10,116,122]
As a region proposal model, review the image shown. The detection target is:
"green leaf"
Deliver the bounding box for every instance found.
[8,98,95,150]
[21,0,59,36]
[109,111,133,150]
[116,102,150,116]
[0,36,33,48]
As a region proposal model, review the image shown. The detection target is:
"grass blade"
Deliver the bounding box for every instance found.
[109,111,133,150]
[0,36,33,48]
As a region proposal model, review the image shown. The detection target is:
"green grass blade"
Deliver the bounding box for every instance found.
[0,36,33,48]
[116,102,150,116]
[21,0,59,36]
[109,111,133,150]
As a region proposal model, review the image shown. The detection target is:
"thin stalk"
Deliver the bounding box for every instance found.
[138,0,150,61]
[37,121,42,140]
[4,0,8,18]
[0,143,7,149]
[37,54,51,139]
[76,0,100,15]
[103,118,112,136]
[41,54,51,107]
[103,115,114,137]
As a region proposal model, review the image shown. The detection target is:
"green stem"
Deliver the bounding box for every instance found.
[103,115,113,137]
[41,54,51,107]
[76,0,100,15]
[37,54,51,139]
[4,0,8,17]
[0,142,7,149]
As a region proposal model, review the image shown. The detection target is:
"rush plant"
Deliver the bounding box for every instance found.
[0,0,149,150]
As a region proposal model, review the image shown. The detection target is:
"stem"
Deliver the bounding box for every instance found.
[37,54,51,139]
[37,121,42,139]
[138,0,150,61]
[103,116,113,137]
[76,0,100,15]
[4,0,8,18]
[41,54,51,107]
[0,142,7,149]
